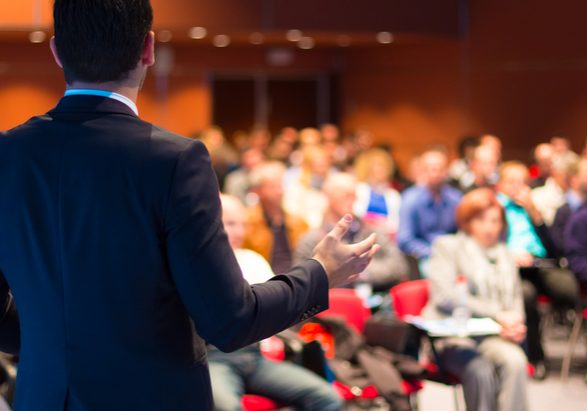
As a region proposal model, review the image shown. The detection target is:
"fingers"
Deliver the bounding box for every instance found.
[327,214,353,241]
[350,233,377,257]
[354,244,380,274]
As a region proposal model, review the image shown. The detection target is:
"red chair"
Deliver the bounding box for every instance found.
[317,288,424,407]
[241,395,282,411]
[390,280,430,320]
[318,288,371,333]
[390,280,462,409]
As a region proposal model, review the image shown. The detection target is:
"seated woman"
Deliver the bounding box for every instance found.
[423,188,528,411]
[208,195,342,411]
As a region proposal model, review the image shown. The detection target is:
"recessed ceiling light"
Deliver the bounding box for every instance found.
[249,32,264,45]
[188,26,207,40]
[157,30,173,43]
[336,35,351,47]
[29,30,46,43]
[298,36,315,50]
[213,34,231,48]
[286,29,303,42]
[376,31,394,44]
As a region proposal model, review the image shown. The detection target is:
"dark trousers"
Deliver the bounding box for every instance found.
[520,267,580,363]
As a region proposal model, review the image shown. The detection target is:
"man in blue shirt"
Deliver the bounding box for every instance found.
[497,161,579,379]
[398,149,462,272]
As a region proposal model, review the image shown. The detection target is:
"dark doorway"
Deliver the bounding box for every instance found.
[212,73,337,139]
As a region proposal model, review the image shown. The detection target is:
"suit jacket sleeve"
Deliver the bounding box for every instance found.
[164,140,329,352]
[0,271,19,355]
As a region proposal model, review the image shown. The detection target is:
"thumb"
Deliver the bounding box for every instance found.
[328,214,353,241]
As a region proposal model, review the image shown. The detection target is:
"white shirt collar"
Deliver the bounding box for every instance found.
[64,88,139,116]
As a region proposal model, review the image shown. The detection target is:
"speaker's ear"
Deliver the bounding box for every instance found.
[50,37,64,69]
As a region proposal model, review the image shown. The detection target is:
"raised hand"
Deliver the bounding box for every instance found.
[312,214,380,288]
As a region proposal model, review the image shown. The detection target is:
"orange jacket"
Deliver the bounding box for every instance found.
[244,204,309,263]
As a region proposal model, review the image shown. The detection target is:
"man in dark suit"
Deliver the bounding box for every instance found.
[0,1,379,410]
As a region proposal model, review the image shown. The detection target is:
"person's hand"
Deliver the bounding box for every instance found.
[312,215,380,288]
[496,311,527,343]
[511,186,532,208]
[512,251,534,268]
[512,186,543,225]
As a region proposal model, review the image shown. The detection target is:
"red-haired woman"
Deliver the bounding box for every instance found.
[423,188,528,411]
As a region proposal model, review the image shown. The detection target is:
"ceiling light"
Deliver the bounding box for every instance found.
[376,31,394,44]
[29,30,46,43]
[213,35,231,48]
[336,35,351,47]
[298,37,315,50]
[286,29,303,42]
[188,26,207,39]
[249,32,264,45]
[157,30,173,43]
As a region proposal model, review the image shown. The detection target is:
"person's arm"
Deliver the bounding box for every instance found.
[549,206,570,257]
[0,272,19,355]
[514,186,560,259]
[397,194,431,259]
[428,238,500,318]
[165,141,377,352]
[565,214,587,283]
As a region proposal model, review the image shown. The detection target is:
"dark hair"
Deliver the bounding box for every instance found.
[54,0,153,83]
[457,135,480,158]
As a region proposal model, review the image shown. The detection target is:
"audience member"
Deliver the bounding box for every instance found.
[283,146,333,228]
[267,127,297,164]
[562,158,587,288]
[376,143,412,191]
[295,173,409,291]
[551,136,572,155]
[449,135,479,185]
[320,123,347,168]
[551,158,587,251]
[496,162,580,378]
[457,144,500,193]
[479,134,503,163]
[424,188,528,411]
[208,195,343,411]
[244,162,309,274]
[223,146,265,204]
[397,149,462,271]
[248,127,272,152]
[529,143,554,188]
[199,126,239,186]
[531,151,580,226]
[353,148,402,238]
[287,127,322,173]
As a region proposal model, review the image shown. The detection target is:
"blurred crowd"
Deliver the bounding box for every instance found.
[195,124,587,411]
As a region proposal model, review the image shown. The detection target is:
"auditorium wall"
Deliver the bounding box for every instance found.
[1,0,587,172]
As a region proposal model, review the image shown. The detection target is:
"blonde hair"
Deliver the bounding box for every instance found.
[299,146,329,188]
[354,148,395,183]
[498,161,528,182]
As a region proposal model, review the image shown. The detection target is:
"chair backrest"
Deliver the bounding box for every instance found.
[318,288,371,333]
[390,280,430,319]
